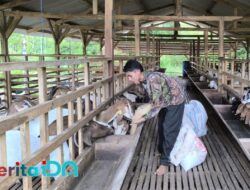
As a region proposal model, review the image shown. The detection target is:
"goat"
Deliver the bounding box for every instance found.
[123,84,150,103]
[48,86,71,100]
[199,75,206,82]
[208,80,218,89]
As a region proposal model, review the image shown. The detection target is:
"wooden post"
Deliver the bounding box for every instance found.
[175,0,182,16]
[24,55,30,95]
[56,105,64,165]
[37,67,50,189]
[0,134,7,167]
[134,18,140,56]
[247,39,250,59]
[197,37,200,70]
[67,100,75,160]
[146,30,150,56]
[246,39,250,80]
[80,30,88,56]
[189,42,192,61]
[204,30,208,70]
[241,62,245,94]
[218,18,224,92]
[55,42,61,84]
[77,96,83,154]
[152,34,155,55]
[0,11,12,107]
[1,36,11,107]
[84,62,90,113]
[231,61,234,88]
[99,37,104,55]
[0,11,22,107]
[104,0,114,100]
[48,19,70,84]
[119,60,123,91]
[93,0,98,14]
[192,40,196,62]
[20,122,32,189]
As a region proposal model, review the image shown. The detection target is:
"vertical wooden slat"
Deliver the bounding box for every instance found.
[248,61,250,80]
[241,62,246,94]
[134,18,140,56]
[93,0,98,14]
[93,89,97,109]
[204,30,208,70]
[146,30,150,56]
[56,106,64,165]
[193,40,196,62]
[20,122,32,190]
[85,62,90,113]
[68,100,75,160]
[24,55,30,95]
[37,66,50,189]
[119,60,123,92]
[98,87,102,105]
[0,133,7,167]
[218,18,224,92]
[231,61,234,89]
[77,97,83,154]
[104,0,113,59]
[197,37,200,70]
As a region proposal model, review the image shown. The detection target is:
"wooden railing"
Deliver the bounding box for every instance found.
[0,55,158,189]
[190,56,250,98]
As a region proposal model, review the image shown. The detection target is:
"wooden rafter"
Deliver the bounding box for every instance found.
[6,16,22,38]
[5,11,250,22]
[5,10,104,20]
[47,19,70,44]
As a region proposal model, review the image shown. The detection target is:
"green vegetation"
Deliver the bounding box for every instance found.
[7,33,101,61]
[160,55,186,76]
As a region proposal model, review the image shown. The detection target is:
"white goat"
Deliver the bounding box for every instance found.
[208,80,218,89]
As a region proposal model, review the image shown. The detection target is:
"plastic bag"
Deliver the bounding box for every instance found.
[183,100,208,137]
[170,123,207,171]
[180,136,207,171]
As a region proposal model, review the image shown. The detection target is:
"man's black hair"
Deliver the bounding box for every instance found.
[123,59,144,72]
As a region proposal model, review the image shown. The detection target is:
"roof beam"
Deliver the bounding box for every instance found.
[5,10,104,20]
[0,0,32,11]
[174,0,182,39]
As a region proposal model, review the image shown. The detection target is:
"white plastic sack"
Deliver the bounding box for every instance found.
[180,136,207,171]
[170,123,207,171]
[183,100,208,137]
[170,120,195,166]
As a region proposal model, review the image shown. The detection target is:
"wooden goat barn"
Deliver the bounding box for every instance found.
[0,0,250,189]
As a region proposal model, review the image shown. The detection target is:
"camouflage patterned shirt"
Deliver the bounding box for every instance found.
[143,72,186,119]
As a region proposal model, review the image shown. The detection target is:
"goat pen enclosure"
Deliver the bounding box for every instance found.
[1,0,250,189]
[0,55,158,189]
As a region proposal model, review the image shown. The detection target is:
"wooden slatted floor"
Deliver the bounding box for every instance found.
[121,84,250,190]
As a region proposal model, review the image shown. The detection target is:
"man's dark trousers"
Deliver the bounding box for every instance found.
[157,102,185,165]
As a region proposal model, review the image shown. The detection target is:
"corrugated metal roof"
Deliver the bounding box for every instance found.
[0,0,249,53]
[0,0,249,31]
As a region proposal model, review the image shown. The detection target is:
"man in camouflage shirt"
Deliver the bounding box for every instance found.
[123,59,186,175]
